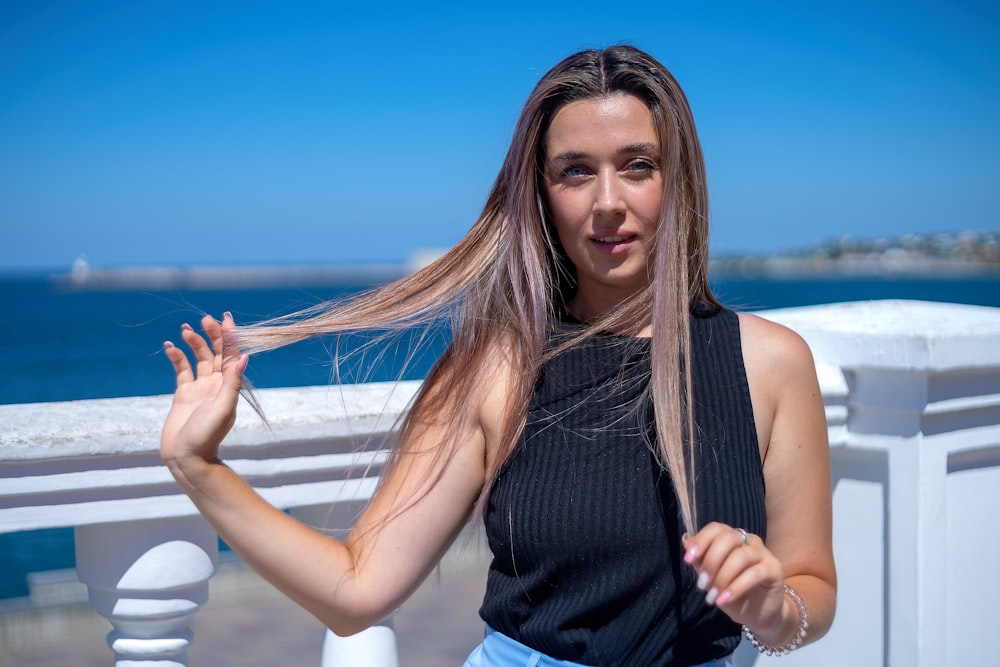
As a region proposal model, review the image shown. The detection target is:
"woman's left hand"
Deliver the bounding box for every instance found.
[683,521,787,639]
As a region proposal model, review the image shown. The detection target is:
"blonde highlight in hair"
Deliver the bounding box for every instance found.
[232,45,716,534]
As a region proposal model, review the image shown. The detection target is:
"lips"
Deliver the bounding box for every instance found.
[590,233,638,253]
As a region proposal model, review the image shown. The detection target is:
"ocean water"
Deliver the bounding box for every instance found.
[2,271,999,600]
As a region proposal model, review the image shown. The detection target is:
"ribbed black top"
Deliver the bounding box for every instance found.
[480,305,766,666]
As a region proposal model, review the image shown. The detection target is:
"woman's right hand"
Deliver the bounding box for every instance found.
[161,312,248,470]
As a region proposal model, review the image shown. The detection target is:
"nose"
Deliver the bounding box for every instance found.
[593,167,625,218]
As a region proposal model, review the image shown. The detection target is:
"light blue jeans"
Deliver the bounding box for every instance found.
[463,626,734,667]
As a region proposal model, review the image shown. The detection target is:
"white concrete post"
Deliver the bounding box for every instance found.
[75,516,218,667]
[320,625,400,667]
[754,300,1000,667]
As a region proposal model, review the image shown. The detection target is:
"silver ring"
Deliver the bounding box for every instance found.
[213,368,223,374]
[736,528,748,545]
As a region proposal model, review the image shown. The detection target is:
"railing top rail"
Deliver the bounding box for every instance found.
[760,299,1000,371]
[0,381,421,534]
[0,381,421,461]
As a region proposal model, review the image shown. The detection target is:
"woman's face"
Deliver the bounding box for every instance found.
[543,93,663,321]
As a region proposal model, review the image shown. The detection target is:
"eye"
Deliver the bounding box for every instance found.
[624,159,658,176]
[560,164,590,179]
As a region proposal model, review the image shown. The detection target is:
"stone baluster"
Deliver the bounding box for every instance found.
[321,623,399,667]
[75,516,218,667]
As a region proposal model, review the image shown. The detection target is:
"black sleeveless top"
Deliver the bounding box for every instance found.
[480,305,766,666]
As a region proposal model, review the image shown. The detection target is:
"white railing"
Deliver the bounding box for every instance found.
[0,381,419,667]
[2,300,999,667]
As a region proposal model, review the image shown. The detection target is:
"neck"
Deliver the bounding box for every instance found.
[566,292,652,338]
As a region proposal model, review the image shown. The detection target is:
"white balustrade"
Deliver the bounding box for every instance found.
[75,517,218,666]
[741,300,1000,667]
[1,300,999,666]
[1,381,419,666]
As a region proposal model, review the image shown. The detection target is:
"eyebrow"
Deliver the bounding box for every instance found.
[550,143,659,162]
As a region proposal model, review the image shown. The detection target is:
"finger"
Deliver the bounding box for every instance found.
[221,353,249,401]
[705,542,759,603]
[202,313,225,358]
[200,315,225,370]
[181,321,218,371]
[682,522,717,565]
[684,523,749,594]
[218,312,243,370]
[715,562,781,608]
[163,341,194,386]
[684,521,739,567]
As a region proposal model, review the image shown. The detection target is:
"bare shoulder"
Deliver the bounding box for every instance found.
[402,337,515,464]
[737,312,820,395]
[737,313,822,458]
[737,312,815,371]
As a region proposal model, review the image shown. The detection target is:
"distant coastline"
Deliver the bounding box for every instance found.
[708,254,1000,279]
[50,261,413,291]
[711,229,999,279]
[44,229,1000,291]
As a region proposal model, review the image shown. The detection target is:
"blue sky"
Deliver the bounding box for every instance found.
[2,1,997,271]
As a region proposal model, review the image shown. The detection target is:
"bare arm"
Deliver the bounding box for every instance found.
[682,313,836,649]
[161,314,492,635]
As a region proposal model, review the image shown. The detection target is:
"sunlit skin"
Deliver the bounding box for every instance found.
[544,93,663,329]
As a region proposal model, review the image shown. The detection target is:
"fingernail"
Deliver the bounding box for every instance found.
[181,323,192,331]
[715,590,732,606]
[696,571,710,591]
[684,545,699,564]
[224,311,233,320]
[705,587,718,606]
[163,341,173,349]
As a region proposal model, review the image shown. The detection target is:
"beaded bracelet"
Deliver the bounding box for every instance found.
[742,584,809,655]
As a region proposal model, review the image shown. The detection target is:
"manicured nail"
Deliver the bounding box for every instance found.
[696,571,710,591]
[705,587,719,606]
[163,341,173,349]
[715,590,732,606]
[684,544,699,564]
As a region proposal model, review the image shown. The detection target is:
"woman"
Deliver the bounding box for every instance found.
[161,45,835,666]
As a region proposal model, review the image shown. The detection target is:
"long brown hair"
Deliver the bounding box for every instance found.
[234,45,717,533]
